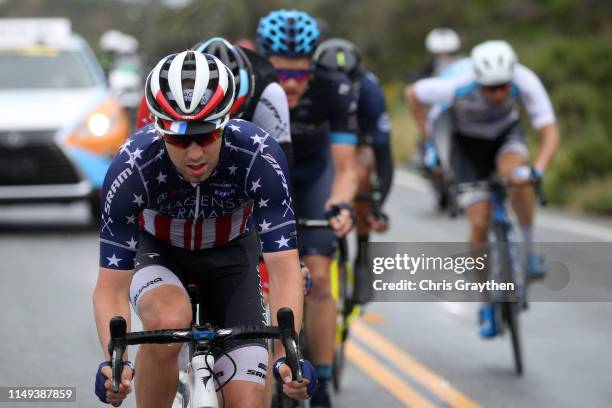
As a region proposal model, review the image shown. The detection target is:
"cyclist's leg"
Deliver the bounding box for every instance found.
[455,134,495,245]
[303,254,335,359]
[293,151,336,405]
[354,144,375,304]
[496,126,535,238]
[430,108,453,208]
[185,230,268,408]
[455,134,498,336]
[495,125,542,275]
[129,233,192,408]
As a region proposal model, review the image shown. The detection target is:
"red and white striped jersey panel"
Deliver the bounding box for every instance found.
[138,202,253,250]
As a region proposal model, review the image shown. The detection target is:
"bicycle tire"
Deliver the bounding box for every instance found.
[502,302,523,375]
[332,339,346,392]
[495,222,524,376]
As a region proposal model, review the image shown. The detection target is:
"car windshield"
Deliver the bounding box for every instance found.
[0,47,98,89]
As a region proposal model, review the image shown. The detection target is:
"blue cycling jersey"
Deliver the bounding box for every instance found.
[357,71,391,146]
[99,119,297,270]
[289,68,358,163]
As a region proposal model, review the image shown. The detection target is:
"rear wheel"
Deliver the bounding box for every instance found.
[332,259,351,392]
[332,337,346,392]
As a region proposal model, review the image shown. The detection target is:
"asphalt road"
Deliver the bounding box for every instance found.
[0,169,610,407]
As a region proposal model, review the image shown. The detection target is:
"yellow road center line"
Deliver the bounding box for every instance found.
[352,320,480,408]
[346,340,437,408]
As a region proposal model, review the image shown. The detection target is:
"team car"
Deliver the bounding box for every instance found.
[0,18,130,220]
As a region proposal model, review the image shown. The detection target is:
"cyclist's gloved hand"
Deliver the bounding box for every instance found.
[367,211,389,233]
[95,360,134,405]
[325,202,355,237]
[423,140,438,171]
[532,167,543,181]
[273,357,318,400]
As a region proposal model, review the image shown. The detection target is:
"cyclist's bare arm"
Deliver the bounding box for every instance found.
[263,249,303,360]
[405,84,430,138]
[534,122,560,172]
[264,249,311,399]
[328,144,358,205]
[93,268,132,359]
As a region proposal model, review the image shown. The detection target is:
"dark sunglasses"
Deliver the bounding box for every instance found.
[481,82,510,92]
[276,68,312,82]
[162,128,223,148]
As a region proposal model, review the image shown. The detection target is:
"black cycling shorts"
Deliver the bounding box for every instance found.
[131,228,266,351]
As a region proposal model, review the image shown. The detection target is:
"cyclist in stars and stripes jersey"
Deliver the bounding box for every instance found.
[92,50,317,407]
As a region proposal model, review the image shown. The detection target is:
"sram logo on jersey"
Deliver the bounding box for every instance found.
[133,277,162,304]
[105,167,134,215]
[246,369,266,379]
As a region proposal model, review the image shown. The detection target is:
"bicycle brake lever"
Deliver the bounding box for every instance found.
[109,316,127,393]
[277,308,303,382]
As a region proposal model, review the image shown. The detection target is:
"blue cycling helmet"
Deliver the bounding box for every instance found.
[257,9,320,57]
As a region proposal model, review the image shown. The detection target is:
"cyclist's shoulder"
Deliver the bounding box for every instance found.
[359,70,385,97]
[512,63,546,91]
[224,118,277,152]
[361,69,381,86]
[103,124,161,195]
[311,67,353,98]
[439,57,472,79]
[109,124,164,169]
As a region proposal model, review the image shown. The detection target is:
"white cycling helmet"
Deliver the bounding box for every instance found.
[144,50,235,134]
[471,40,517,86]
[100,30,139,54]
[425,28,461,54]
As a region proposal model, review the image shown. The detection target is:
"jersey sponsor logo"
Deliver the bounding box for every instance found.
[104,167,134,215]
[246,368,266,379]
[133,277,163,304]
[156,195,243,218]
[339,83,351,95]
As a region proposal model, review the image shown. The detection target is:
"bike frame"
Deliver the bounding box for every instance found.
[488,185,525,305]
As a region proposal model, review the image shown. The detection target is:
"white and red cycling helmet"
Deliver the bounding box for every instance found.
[144,50,235,134]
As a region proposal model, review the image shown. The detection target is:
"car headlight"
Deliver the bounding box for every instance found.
[88,113,111,137]
[66,97,131,155]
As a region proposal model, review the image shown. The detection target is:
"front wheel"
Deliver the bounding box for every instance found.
[502,302,523,375]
